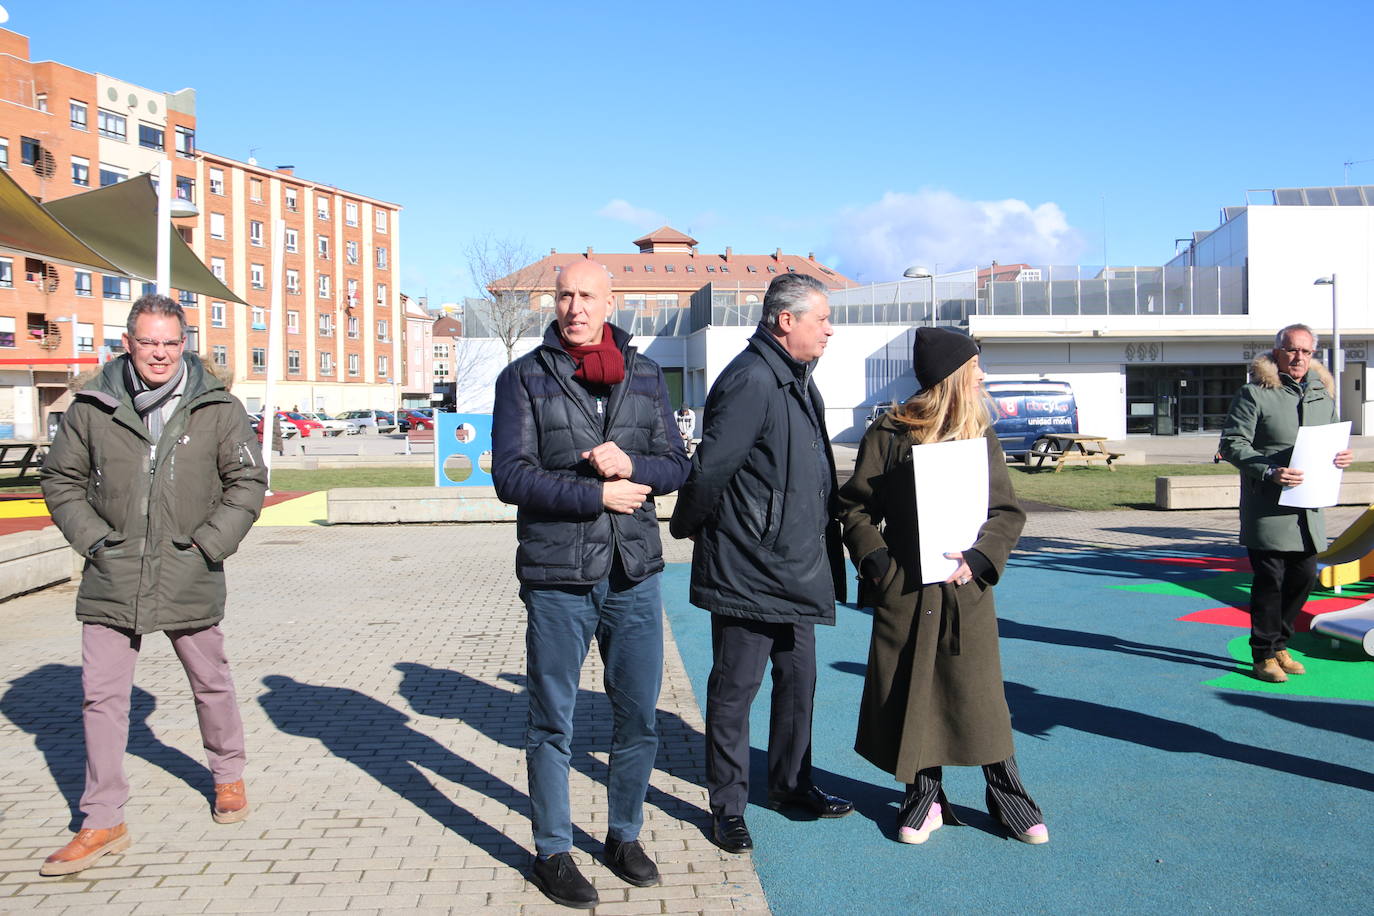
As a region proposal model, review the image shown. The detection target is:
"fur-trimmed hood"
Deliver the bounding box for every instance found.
[1249,351,1334,391]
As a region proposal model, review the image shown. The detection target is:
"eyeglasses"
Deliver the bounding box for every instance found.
[132,337,185,351]
[1280,347,1314,358]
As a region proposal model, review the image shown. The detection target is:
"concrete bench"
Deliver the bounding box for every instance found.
[0,526,75,602]
[1155,472,1374,510]
[328,486,678,525]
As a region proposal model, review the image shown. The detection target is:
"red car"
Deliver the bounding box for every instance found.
[254,411,324,439]
[399,409,435,432]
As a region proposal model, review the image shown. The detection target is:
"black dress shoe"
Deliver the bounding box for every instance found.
[604,837,660,887]
[529,852,599,909]
[766,785,854,818]
[712,814,754,853]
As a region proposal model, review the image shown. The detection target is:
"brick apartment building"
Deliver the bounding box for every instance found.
[0,27,403,438]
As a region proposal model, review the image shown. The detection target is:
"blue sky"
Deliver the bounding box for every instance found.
[13,0,1374,298]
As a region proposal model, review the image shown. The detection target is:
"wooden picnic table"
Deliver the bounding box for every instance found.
[0,440,49,480]
[1029,433,1124,472]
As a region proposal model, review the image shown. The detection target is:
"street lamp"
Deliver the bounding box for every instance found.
[1315,275,1339,417]
[903,266,935,326]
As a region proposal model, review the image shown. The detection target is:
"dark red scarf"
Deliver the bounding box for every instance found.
[562,332,625,386]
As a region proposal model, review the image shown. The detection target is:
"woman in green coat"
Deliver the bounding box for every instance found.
[837,327,1048,847]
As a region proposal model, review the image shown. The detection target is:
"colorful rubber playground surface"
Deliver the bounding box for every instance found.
[0,489,328,535]
[663,546,1372,914]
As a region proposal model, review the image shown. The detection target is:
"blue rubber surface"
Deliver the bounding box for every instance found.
[661,550,1374,915]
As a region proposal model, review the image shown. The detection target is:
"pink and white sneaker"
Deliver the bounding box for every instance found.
[1014,823,1049,845]
[897,802,943,845]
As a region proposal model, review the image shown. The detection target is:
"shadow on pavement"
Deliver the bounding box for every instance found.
[1,663,212,830]
[997,618,1238,673]
[257,673,562,866]
[1217,691,1374,742]
[392,663,710,833]
[1005,680,1374,792]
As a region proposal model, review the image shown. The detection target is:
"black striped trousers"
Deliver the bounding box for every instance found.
[898,754,1043,834]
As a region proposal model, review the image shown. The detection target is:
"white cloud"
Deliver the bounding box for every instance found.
[597,198,666,227]
[826,190,1087,282]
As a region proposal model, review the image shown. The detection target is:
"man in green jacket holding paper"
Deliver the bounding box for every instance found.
[1219,323,1352,683]
[39,295,267,875]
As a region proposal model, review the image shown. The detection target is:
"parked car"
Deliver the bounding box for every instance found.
[249,413,299,441]
[985,380,1078,462]
[398,408,435,432]
[276,411,326,438]
[338,409,399,434]
[303,411,356,436]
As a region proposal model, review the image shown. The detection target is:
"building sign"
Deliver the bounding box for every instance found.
[1124,342,1162,362]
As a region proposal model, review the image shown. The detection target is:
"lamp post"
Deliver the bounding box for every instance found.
[1315,275,1339,417]
[903,266,935,326]
[155,159,200,295]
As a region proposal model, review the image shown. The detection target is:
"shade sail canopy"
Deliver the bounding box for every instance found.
[44,174,245,304]
[0,165,124,272]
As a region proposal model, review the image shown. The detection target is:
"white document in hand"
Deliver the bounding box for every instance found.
[1278,421,1351,509]
[911,437,989,584]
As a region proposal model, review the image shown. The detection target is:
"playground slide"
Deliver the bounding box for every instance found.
[1316,503,1374,589]
[1308,603,1374,657]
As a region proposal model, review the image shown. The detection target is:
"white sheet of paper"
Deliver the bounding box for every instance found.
[911,438,989,584]
[1278,421,1351,509]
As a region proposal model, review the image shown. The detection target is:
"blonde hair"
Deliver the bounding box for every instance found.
[890,358,991,444]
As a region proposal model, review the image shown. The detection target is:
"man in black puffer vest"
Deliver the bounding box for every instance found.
[493,260,690,909]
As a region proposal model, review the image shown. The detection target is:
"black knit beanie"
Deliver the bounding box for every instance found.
[912,327,979,391]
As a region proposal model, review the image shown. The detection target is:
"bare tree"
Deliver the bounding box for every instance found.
[464,236,552,363]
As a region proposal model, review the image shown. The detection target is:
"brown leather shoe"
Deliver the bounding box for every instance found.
[39,824,131,876]
[1275,649,1306,675]
[213,780,250,824]
[1252,657,1288,683]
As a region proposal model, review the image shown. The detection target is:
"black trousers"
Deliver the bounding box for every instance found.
[705,616,816,817]
[1246,549,1318,662]
[899,755,1043,834]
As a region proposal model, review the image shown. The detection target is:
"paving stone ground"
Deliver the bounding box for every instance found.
[1,504,1361,914]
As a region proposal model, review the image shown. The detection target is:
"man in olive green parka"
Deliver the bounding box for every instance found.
[38,296,267,876]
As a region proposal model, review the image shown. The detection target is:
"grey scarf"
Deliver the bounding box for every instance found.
[125,356,188,440]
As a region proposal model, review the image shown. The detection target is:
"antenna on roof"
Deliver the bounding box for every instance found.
[1344,158,1374,185]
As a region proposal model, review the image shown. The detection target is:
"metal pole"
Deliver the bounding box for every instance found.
[155,160,172,295]
[1332,273,1342,418]
[261,218,286,493]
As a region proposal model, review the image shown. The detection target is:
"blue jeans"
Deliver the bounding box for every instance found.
[521,565,663,856]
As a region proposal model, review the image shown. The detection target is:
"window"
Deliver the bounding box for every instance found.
[376,319,389,341]
[375,210,388,233]
[375,247,388,270]
[70,100,88,131]
[706,265,716,273]
[344,201,358,226]
[175,126,194,158]
[347,316,359,338]
[0,258,11,288]
[284,228,298,252]
[77,322,94,352]
[316,196,331,220]
[102,323,123,351]
[178,289,197,308]
[97,110,126,140]
[377,355,388,377]
[209,212,226,239]
[686,265,695,273]
[747,265,758,273]
[317,237,330,259]
[643,264,653,272]
[212,345,227,367]
[320,351,334,374]
[0,138,7,170]
[346,278,358,305]
[285,269,299,294]
[140,281,156,298]
[318,312,333,336]
[137,123,164,150]
[434,343,450,359]
[102,275,130,300]
[251,306,266,329]
[209,168,224,195]
[210,257,226,281]
[347,353,360,376]
[98,164,127,187]
[720,265,729,273]
[665,264,675,272]
[250,265,265,290]
[74,271,92,296]
[71,156,89,186]
[21,136,40,166]
[249,178,263,202]
[211,302,226,327]
[434,361,449,378]
[318,274,331,298]
[0,316,13,348]
[35,92,47,111]
[175,176,194,203]
[345,240,358,264]
[376,283,388,306]
[252,348,266,373]
[249,220,264,246]
[288,349,301,374]
[284,187,298,211]
[286,309,299,332]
